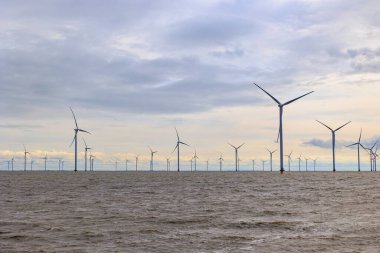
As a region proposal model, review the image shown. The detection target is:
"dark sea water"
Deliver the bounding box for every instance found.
[1,171,380,252]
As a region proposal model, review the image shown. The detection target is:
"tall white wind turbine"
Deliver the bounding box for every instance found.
[346,129,363,172]
[172,128,190,172]
[23,145,29,172]
[149,146,158,171]
[316,120,351,172]
[228,143,244,172]
[83,138,91,172]
[266,148,277,172]
[254,83,314,174]
[70,108,90,172]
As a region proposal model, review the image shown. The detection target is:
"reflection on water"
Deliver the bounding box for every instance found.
[1,172,380,252]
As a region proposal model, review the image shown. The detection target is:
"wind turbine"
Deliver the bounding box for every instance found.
[305,158,309,172]
[11,157,15,171]
[70,107,90,172]
[83,138,91,172]
[252,159,255,171]
[23,145,29,171]
[218,154,224,171]
[254,83,314,174]
[228,143,244,172]
[364,141,377,171]
[238,158,242,171]
[312,158,318,171]
[266,148,277,172]
[193,150,199,171]
[262,160,266,171]
[149,146,158,171]
[166,157,171,171]
[346,129,363,172]
[189,158,193,171]
[62,160,65,171]
[58,159,62,171]
[316,120,351,172]
[89,154,94,171]
[125,158,130,172]
[41,153,47,171]
[297,155,302,172]
[285,151,292,172]
[172,128,190,172]
[135,155,140,171]
[91,156,95,171]
[30,160,34,171]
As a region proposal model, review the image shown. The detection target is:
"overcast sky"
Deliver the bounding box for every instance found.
[1,0,380,171]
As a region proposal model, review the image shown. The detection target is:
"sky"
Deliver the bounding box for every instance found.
[1,0,380,171]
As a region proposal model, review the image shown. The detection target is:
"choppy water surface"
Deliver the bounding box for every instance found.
[1,172,380,252]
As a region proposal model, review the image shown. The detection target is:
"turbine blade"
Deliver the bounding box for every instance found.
[283,91,314,106]
[69,135,76,147]
[174,127,180,141]
[83,138,87,148]
[78,129,91,134]
[335,121,351,132]
[179,141,190,147]
[237,143,245,149]
[316,120,333,131]
[171,143,179,154]
[371,141,378,150]
[70,107,79,129]
[359,128,362,142]
[346,143,359,147]
[253,83,281,105]
[228,143,237,149]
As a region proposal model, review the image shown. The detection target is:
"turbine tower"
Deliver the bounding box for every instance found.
[89,154,94,171]
[305,158,309,172]
[346,129,363,172]
[135,155,140,171]
[254,83,313,174]
[312,158,318,171]
[316,120,351,172]
[364,141,377,171]
[252,159,255,171]
[297,155,302,171]
[166,157,171,171]
[172,128,190,172]
[83,138,91,172]
[193,150,199,171]
[218,154,224,171]
[149,146,158,171]
[23,145,29,172]
[11,157,15,171]
[228,143,244,172]
[262,160,266,171]
[285,151,292,172]
[125,158,130,172]
[70,107,90,172]
[41,153,47,171]
[266,148,277,172]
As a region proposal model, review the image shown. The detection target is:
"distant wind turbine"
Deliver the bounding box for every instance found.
[346,129,363,172]
[364,141,377,171]
[297,155,302,172]
[30,160,34,171]
[70,108,90,172]
[316,120,351,172]
[172,128,190,172]
[193,150,199,171]
[266,148,277,172]
[41,153,48,171]
[228,143,244,172]
[218,154,224,171]
[135,155,140,171]
[83,138,91,172]
[166,157,171,171]
[252,159,255,171]
[11,157,15,171]
[23,145,29,171]
[312,158,318,171]
[285,151,292,172]
[125,158,130,172]
[254,83,314,174]
[305,158,309,172]
[262,160,266,171]
[89,154,94,171]
[149,146,158,171]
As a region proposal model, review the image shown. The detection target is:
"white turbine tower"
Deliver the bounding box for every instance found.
[285,151,292,172]
[149,146,158,171]
[266,148,277,172]
[218,154,224,172]
[172,128,190,172]
[83,138,91,172]
[316,120,351,172]
[346,129,363,172]
[23,145,29,172]
[228,143,244,172]
[254,83,314,174]
[70,108,90,172]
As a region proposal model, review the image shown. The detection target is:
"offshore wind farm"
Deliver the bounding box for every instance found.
[2,1,380,252]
